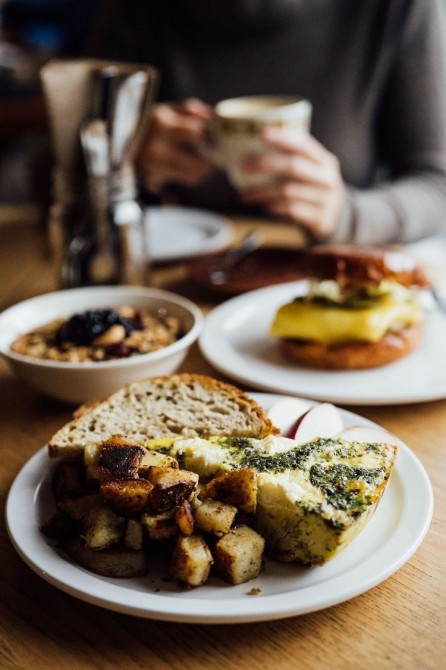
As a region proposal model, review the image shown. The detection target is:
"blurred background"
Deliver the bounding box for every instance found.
[0,0,105,207]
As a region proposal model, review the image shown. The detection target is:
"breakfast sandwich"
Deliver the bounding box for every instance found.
[269,245,429,369]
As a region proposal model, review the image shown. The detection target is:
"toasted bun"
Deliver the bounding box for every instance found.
[298,245,429,288]
[279,324,423,370]
[47,373,279,458]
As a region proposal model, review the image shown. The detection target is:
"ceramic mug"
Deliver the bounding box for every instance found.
[202,95,312,189]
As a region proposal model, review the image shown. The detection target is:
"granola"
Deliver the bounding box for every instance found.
[11,305,182,363]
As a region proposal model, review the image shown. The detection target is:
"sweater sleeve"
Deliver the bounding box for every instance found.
[84,0,150,63]
[331,0,446,245]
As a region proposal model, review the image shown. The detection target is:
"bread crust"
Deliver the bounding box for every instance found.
[298,245,429,288]
[48,373,278,458]
[279,324,422,370]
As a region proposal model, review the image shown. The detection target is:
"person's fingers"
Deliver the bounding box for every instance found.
[177,98,213,120]
[265,199,320,224]
[241,182,325,206]
[150,104,208,144]
[264,200,332,240]
[140,139,213,190]
[138,99,216,192]
[241,152,339,188]
[239,163,344,241]
[262,127,330,162]
[144,158,212,185]
[142,156,212,187]
[244,182,325,227]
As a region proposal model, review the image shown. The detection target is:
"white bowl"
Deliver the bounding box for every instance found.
[0,286,203,404]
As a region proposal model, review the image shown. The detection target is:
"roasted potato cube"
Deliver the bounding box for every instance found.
[64,538,146,577]
[98,436,145,481]
[82,506,124,550]
[170,533,213,587]
[145,465,198,487]
[84,443,102,483]
[194,499,237,536]
[58,492,102,520]
[100,478,154,514]
[174,501,194,536]
[52,459,84,501]
[124,518,144,550]
[145,467,199,513]
[141,510,178,540]
[190,484,204,510]
[40,510,80,541]
[214,525,265,585]
[85,436,147,484]
[199,469,257,514]
[139,450,178,473]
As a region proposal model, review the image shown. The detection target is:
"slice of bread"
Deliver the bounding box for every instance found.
[48,374,278,458]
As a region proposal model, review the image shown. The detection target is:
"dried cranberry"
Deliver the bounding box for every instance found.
[127,310,145,330]
[105,343,137,358]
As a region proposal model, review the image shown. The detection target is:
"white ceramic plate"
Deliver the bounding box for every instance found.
[199,281,446,405]
[145,206,232,262]
[6,393,433,623]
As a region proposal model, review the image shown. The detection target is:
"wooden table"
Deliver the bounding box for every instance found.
[0,212,444,670]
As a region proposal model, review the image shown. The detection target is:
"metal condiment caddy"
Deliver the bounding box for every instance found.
[40,59,159,288]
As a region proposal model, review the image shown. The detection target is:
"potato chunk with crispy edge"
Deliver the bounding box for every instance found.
[98,439,145,481]
[138,450,179,473]
[198,468,257,514]
[40,510,80,541]
[214,525,265,585]
[84,436,147,485]
[58,492,102,521]
[124,519,144,551]
[170,533,213,587]
[64,538,146,577]
[82,506,124,550]
[175,501,195,536]
[52,459,84,500]
[144,466,199,514]
[141,510,178,540]
[194,499,237,537]
[100,478,154,515]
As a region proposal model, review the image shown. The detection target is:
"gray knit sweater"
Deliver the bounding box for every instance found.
[89,0,446,243]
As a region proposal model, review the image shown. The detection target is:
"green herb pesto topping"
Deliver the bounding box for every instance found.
[309,463,385,511]
[221,436,380,474]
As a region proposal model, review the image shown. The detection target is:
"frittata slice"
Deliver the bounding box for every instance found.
[145,434,397,566]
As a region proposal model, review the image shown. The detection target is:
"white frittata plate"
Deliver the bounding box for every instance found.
[199,281,446,405]
[6,394,433,623]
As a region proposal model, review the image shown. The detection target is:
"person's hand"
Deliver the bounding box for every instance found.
[240,128,345,241]
[138,98,214,193]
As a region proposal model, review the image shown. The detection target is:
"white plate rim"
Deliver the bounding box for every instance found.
[145,206,233,262]
[199,281,446,405]
[5,393,433,624]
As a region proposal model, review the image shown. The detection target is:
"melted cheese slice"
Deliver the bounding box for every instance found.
[269,293,423,344]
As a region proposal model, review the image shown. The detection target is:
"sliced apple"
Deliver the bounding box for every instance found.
[267,397,312,436]
[338,425,405,449]
[291,403,344,443]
